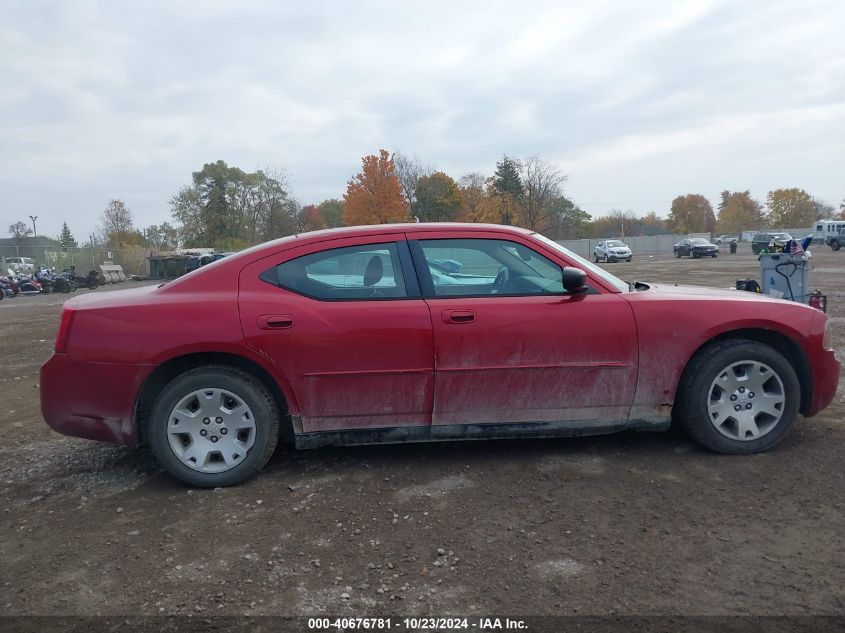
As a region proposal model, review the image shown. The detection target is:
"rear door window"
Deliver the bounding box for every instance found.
[260,242,409,300]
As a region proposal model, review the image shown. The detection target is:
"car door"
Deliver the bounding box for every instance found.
[238,234,434,433]
[408,231,638,428]
[679,239,690,256]
[596,241,604,259]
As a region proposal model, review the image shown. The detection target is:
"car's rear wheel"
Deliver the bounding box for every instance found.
[675,340,800,454]
[831,239,841,251]
[148,366,280,487]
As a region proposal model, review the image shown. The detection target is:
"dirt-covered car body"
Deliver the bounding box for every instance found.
[41,224,839,484]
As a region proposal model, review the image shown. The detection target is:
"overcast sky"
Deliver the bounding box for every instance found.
[2,0,844,239]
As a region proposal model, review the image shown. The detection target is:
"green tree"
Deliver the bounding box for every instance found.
[317,199,344,228]
[413,171,463,222]
[170,162,294,247]
[547,197,591,239]
[716,191,764,234]
[492,156,524,225]
[58,221,78,248]
[666,194,715,234]
[765,188,815,228]
[143,223,179,251]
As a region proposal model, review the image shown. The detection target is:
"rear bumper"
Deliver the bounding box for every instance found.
[807,348,840,417]
[40,353,149,447]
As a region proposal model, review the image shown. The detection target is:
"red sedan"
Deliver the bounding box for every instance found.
[41,224,840,486]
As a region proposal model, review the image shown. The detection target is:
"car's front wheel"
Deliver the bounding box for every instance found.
[148,366,280,487]
[675,340,800,454]
[594,253,600,263]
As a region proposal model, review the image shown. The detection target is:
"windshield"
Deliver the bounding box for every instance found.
[606,240,625,247]
[532,233,629,292]
[690,238,710,245]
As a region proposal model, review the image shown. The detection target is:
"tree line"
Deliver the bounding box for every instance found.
[11,152,844,250]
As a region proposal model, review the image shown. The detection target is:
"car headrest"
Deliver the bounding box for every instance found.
[363,256,383,287]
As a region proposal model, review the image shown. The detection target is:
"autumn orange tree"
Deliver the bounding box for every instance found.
[716,191,764,234]
[666,194,715,234]
[298,204,326,232]
[343,150,409,225]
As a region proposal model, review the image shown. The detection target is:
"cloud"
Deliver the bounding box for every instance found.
[0,0,843,237]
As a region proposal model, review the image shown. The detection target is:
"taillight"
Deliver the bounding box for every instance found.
[54,307,76,353]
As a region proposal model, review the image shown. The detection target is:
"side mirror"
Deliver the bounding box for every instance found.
[562,266,588,293]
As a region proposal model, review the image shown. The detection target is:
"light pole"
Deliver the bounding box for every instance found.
[28,215,38,237]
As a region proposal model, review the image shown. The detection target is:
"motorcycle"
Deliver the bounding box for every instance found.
[1,272,20,297]
[19,273,46,295]
[38,268,77,293]
[63,266,99,290]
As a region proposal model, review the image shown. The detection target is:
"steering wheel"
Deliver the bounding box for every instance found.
[492,266,509,293]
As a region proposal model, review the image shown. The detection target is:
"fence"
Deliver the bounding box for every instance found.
[0,245,153,277]
[555,234,711,259]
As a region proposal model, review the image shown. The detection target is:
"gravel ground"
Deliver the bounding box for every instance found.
[0,245,843,617]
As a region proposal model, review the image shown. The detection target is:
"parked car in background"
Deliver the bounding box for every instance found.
[752,232,793,254]
[185,252,234,274]
[713,235,737,244]
[593,240,632,263]
[5,256,36,273]
[41,223,839,487]
[674,238,719,258]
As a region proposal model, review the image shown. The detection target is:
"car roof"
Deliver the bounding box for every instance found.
[238,223,533,258]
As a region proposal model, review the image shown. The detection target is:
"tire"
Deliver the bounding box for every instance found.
[594,253,599,263]
[626,258,632,262]
[87,278,98,290]
[675,339,800,454]
[713,254,718,258]
[148,366,281,487]
[69,281,78,292]
[831,240,841,251]
[675,250,680,258]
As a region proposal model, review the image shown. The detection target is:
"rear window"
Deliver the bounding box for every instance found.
[260,242,408,300]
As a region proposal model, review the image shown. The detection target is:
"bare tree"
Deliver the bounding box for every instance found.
[100,199,135,245]
[458,172,489,221]
[392,151,432,211]
[518,157,567,231]
[8,220,33,245]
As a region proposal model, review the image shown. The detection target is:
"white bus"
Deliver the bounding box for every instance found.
[813,219,845,250]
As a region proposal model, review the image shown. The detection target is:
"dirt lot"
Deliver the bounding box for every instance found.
[1,244,843,617]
